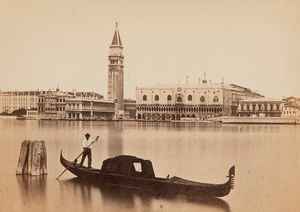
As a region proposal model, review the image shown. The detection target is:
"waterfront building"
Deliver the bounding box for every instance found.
[281,96,300,117]
[38,89,69,119]
[107,22,124,116]
[65,98,115,120]
[237,98,284,117]
[0,90,42,113]
[136,81,263,120]
[281,106,300,117]
[37,89,104,119]
[124,99,137,119]
[283,96,300,109]
[25,109,39,119]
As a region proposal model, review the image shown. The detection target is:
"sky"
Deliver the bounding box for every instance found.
[0,0,300,99]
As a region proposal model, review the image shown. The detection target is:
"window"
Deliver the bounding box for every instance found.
[143,95,147,101]
[188,95,192,101]
[200,96,205,102]
[155,95,159,101]
[133,162,142,173]
[177,97,182,102]
[213,96,219,102]
[167,95,172,101]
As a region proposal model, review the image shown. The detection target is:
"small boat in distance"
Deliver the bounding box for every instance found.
[60,152,235,198]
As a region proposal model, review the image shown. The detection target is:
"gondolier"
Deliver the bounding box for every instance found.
[79,133,98,168]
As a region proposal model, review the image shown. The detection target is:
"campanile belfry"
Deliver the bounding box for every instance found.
[108,22,124,114]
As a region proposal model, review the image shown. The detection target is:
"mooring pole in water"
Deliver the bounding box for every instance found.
[56,136,100,180]
[16,140,47,176]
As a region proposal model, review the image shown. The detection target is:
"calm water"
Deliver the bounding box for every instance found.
[0,119,299,212]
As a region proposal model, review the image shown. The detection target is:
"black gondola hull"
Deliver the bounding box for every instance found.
[60,152,234,197]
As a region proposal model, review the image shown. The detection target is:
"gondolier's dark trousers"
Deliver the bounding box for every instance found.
[80,147,92,168]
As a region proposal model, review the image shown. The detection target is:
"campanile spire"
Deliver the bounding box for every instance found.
[111,22,122,46]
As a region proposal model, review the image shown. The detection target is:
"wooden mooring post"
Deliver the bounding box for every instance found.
[16,140,47,175]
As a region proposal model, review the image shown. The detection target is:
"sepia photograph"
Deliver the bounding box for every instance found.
[0,0,300,211]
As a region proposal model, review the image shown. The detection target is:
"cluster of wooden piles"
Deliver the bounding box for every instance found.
[16,140,47,176]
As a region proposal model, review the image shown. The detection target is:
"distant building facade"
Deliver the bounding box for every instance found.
[281,106,300,117]
[237,98,284,117]
[124,99,137,119]
[281,97,300,117]
[0,90,42,113]
[283,96,300,109]
[25,109,39,119]
[37,89,105,119]
[108,22,124,116]
[38,90,68,119]
[65,98,115,120]
[136,82,263,121]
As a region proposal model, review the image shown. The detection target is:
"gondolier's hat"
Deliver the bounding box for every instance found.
[85,133,91,137]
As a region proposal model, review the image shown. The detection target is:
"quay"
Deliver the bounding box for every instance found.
[220,116,300,124]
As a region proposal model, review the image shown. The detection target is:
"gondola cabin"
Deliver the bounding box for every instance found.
[100,155,155,179]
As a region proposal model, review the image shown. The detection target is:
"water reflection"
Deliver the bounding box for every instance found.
[59,177,230,212]
[107,122,123,157]
[37,120,83,131]
[133,121,298,134]
[16,175,47,208]
[135,121,222,129]
[3,120,299,211]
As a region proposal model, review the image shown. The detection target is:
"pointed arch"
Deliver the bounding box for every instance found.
[213,96,219,102]
[200,96,205,103]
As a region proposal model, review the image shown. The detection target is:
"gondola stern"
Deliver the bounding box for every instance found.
[60,150,64,163]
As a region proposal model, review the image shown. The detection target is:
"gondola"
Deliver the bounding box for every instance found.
[60,151,235,197]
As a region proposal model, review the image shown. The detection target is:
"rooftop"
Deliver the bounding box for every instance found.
[136,83,230,90]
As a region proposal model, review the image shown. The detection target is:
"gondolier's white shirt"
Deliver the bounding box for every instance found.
[82,138,93,148]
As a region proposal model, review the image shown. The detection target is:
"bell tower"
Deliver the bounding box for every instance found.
[108,22,124,115]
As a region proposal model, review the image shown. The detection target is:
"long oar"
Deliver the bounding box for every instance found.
[56,136,100,180]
